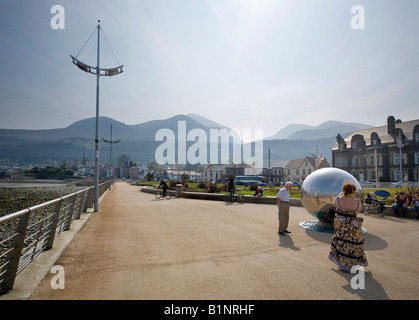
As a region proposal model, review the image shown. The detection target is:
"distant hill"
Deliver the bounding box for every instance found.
[0,114,228,142]
[187,114,228,129]
[265,123,315,140]
[0,114,237,166]
[0,115,359,166]
[266,120,372,141]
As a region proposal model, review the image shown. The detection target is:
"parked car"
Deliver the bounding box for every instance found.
[359,181,376,188]
[292,182,301,187]
[391,181,415,188]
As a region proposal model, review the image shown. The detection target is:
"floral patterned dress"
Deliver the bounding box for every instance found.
[328,194,368,272]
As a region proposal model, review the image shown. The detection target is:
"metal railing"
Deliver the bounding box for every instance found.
[0,181,110,294]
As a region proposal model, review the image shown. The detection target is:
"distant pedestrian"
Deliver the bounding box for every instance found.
[390,192,409,217]
[411,193,419,219]
[276,181,293,235]
[228,178,235,203]
[328,183,368,272]
[253,185,263,197]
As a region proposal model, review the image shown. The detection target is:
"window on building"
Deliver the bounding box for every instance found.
[352,158,356,167]
[394,170,401,181]
[415,152,419,165]
[370,156,375,166]
[394,153,407,165]
[352,141,357,149]
[415,133,419,143]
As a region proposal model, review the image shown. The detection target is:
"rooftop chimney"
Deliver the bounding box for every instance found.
[387,115,395,134]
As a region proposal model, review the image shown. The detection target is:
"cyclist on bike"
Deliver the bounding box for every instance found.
[228,178,235,203]
[158,178,169,198]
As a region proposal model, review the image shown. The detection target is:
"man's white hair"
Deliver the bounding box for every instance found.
[285,181,293,187]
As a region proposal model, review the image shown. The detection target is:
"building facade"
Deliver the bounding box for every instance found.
[332,116,419,182]
[261,166,284,185]
[225,163,263,179]
[202,164,227,182]
[284,156,330,182]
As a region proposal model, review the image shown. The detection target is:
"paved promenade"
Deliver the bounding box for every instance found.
[5,182,419,300]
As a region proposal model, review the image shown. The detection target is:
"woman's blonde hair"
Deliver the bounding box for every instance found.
[342,183,357,196]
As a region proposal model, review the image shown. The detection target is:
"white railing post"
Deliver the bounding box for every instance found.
[2,212,30,293]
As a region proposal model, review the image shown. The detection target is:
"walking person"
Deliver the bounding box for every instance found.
[276,181,293,235]
[328,183,368,272]
[228,178,235,203]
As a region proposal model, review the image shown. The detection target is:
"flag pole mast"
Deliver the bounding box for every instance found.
[94,20,100,212]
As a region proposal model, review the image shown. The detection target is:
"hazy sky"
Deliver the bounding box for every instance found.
[0,0,418,139]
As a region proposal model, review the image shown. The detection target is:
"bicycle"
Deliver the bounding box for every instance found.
[224,192,244,204]
[155,189,172,200]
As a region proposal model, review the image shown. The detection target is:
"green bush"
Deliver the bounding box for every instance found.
[197,181,208,189]
[168,180,181,189]
[249,183,258,192]
[207,182,220,193]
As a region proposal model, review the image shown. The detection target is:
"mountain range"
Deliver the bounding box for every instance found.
[265,121,372,140]
[0,114,222,142]
[0,114,372,166]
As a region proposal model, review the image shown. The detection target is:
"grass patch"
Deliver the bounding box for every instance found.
[137,180,418,204]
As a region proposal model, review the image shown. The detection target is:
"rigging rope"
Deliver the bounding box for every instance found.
[75,26,98,59]
[101,27,121,66]
[74,25,122,67]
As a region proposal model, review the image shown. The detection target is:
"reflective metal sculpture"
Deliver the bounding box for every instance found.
[300,167,363,228]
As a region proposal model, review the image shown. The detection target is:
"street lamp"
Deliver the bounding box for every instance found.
[70,20,124,212]
[367,145,381,188]
[102,124,120,191]
[390,130,408,183]
[398,131,403,181]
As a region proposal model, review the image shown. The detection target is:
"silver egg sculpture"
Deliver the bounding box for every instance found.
[300,167,363,227]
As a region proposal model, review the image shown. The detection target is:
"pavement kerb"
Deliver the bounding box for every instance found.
[140,186,417,217]
[140,186,302,205]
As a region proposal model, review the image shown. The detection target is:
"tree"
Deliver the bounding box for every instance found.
[118,154,130,166]
[180,173,189,184]
[145,172,154,182]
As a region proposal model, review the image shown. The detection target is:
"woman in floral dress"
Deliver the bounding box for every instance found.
[328,183,368,272]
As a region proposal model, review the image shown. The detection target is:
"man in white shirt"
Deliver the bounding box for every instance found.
[276,182,293,235]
